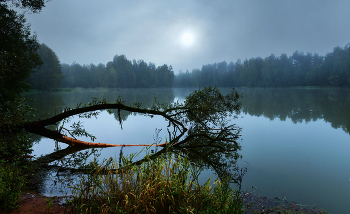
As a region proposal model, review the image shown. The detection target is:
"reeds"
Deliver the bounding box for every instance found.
[66,148,243,214]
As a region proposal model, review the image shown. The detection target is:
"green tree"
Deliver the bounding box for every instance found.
[225,61,236,87]
[0,3,42,161]
[192,68,201,87]
[107,67,118,88]
[87,63,99,87]
[148,62,158,87]
[240,59,250,86]
[156,64,174,87]
[305,53,325,86]
[133,59,152,87]
[29,43,62,90]
[278,53,294,87]
[113,55,135,87]
[345,45,350,85]
[0,1,47,210]
[233,60,243,86]
[201,64,215,86]
[327,46,348,86]
[96,63,106,86]
[290,51,308,86]
[61,63,75,87]
[244,57,263,86]
[0,4,42,104]
[217,61,228,86]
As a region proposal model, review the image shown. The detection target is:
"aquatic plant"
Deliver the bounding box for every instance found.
[65,148,244,214]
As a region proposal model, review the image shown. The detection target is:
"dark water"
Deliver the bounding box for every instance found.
[27,87,350,214]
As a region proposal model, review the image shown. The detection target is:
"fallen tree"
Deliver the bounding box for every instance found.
[17,86,244,185]
[21,87,242,150]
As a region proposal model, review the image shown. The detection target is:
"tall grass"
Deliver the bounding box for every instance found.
[66,148,244,214]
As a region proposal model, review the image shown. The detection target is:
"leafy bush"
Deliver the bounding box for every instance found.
[0,98,34,211]
[0,159,32,211]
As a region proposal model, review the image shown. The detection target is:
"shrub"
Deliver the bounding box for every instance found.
[0,159,32,211]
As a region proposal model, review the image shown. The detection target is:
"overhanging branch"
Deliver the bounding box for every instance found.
[22,103,187,147]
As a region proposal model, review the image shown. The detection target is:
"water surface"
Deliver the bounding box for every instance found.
[28,88,350,214]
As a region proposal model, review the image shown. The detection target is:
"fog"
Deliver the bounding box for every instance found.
[25,0,350,72]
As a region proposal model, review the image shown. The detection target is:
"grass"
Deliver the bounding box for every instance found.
[65,148,244,214]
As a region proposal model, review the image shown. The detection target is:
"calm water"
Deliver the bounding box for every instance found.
[27,88,350,214]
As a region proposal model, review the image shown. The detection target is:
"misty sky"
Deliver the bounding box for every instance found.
[24,0,350,73]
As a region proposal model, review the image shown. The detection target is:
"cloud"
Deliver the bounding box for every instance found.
[25,0,350,72]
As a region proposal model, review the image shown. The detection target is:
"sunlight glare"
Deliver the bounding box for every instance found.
[182,33,193,45]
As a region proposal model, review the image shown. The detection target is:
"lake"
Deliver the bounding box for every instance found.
[27,87,350,214]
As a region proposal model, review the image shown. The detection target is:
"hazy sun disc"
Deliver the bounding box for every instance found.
[182,33,193,45]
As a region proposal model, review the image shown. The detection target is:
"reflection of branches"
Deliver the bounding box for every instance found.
[22,99,187,147]
[23,87,244,185]
[32,146,92,167]
[24,87,239,148]
[174,126,239,147]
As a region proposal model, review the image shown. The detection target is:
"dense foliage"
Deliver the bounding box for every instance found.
[61,55,175,88]
[0,157,33,210]
[174,44,350,88]
[0,1,44,211]
[0,2,40,155]
[29,43,63,90]
[0,3,42,104]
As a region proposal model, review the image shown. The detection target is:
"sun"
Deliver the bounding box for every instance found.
[182,33,193,45]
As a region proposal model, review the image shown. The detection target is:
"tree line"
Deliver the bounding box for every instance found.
[61,55,174,88]
[29,42,350,89]
[29,43,63,90]
[174,44,350,87]
[28,45,175,90]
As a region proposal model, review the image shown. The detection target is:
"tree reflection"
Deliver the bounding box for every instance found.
[238,88,350,134]
[29,87,245,193]
[26,92,65,143]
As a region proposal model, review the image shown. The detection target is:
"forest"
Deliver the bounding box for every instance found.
[29,44,175,89]
[174,44,350,87]
[30,43,350,89]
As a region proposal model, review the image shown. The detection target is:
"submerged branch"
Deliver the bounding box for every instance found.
[24,122,172,147]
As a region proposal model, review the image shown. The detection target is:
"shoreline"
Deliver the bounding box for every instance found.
[1,192,327,214]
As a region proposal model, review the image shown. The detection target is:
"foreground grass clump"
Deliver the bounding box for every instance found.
[67,150,243,214]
